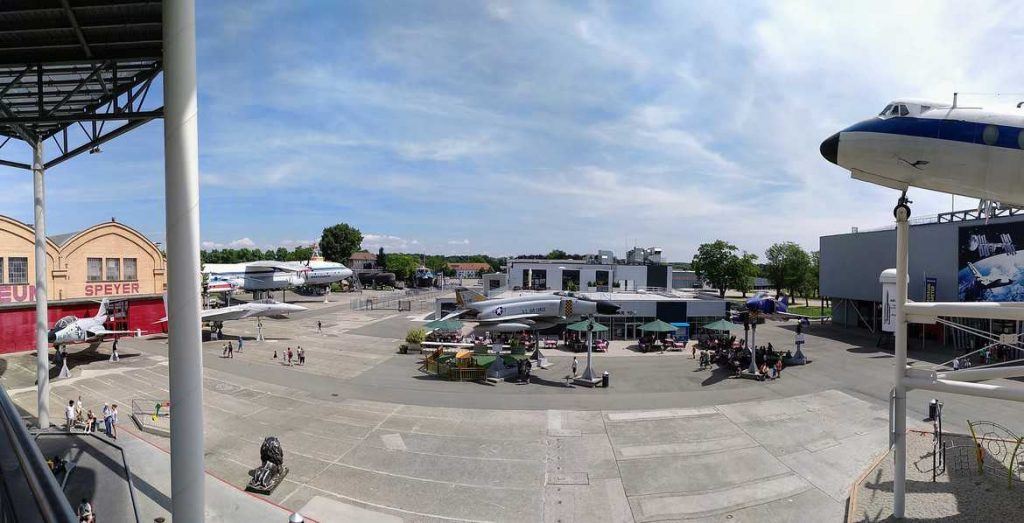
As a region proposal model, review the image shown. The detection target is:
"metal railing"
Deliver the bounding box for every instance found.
[350,288,450,311]
[0,386,77,523]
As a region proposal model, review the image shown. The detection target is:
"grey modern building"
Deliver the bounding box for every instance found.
[506,258,672,292]
[821,208,1024,345]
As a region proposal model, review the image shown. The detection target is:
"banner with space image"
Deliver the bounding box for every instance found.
[957,222,1024,301]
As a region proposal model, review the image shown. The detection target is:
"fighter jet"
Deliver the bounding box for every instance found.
[445,288,619,333]
[48,298,137,348]
[821,97,1024,206]
[157,298,307,324]
[736,293,829,322]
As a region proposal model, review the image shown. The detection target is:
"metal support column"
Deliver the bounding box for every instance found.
[163,1,205,520]
[581,323,596,381]
[33,139,49,429]
[893,195,911,519]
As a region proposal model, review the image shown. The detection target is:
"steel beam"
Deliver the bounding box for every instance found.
[44,115,158,169]
[0,110,162,124]
[32,139,48,429]
[163,1,205,520]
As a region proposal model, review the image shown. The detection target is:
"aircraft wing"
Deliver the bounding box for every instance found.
[87,327,137,337]
[199,308,252,322]
[439,309,471,321]
[776,311,831,321]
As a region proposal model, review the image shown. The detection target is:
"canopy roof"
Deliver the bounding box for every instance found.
[704,319,743,332]
[640,319,676,333]
[0,0,163,169]
[424,319,464,331]
[567,318,608,333]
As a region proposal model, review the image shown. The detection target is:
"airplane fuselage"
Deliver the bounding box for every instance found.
[822,100,1024,205]
[204,261,352,292]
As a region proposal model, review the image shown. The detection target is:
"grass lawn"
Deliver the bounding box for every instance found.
[788,305,831,317]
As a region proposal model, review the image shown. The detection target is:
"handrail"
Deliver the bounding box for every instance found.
[0,386,77,523]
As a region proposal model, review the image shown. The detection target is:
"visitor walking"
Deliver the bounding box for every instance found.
[222,344,228,358]
[111,337,120,362]
[298,346,305,365]
[65,400,76,431]
[571,357,578,378]
[774,359,783,380]
[273,350,278,360]
[102,403,113,437]
[110,404,119,439]
[237,336,243,353]
[691,343,697,359]
[952,357,961,371]
[317,320,322,333]
[227,341,234,358]
[287,347,294,366]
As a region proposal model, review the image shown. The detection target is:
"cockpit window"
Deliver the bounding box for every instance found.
[879,104,894,117]
[55,316,78,329]
[899,105,909,116]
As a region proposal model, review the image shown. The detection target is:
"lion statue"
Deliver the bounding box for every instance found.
[247,436,287,492]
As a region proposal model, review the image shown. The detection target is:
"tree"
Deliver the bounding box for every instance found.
[385,254,420,282]
[377,247,386,269]
[691,240,739,298]
[764,242,811,298]
[547,249,567,260]
[728,252,759,297]
[320,223,363,263]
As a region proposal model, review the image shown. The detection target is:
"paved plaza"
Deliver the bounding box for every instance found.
[4,291,1024,521]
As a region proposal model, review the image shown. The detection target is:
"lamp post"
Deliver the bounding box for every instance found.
[581,316,597,382]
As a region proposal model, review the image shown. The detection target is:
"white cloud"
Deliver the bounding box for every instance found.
[201,237,257,250]
[362,233,419,252]
[447,239,470,245]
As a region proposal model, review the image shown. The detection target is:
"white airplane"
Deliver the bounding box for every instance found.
[445,288,620,333]
[821,96,1024,206]
[203,260,353,293]
[48,298,138,348]
[158,298,307,324]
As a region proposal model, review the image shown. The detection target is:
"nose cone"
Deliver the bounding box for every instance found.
[596,300,620,314]
[285,303,307,313]
[820,133,839,164]
[47,330,56,343]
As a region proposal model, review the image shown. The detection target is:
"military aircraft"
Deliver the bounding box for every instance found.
[445,288,619,333]
[158,298,307,341]
[821,96,1024,206]
[48,298,138,348]
[204,260,353,293]
[736,293,829,322]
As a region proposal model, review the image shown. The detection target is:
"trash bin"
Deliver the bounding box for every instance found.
[602,371,610,388]
[928,398,938,420]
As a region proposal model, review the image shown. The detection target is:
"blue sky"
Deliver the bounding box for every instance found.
[1,1,1022,261]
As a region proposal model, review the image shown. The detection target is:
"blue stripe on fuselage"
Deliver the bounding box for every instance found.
[843,117,1024,150]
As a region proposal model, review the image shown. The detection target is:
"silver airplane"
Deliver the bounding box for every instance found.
[445,288,619,333]
[158,298,307,324]
[48,298,137,348]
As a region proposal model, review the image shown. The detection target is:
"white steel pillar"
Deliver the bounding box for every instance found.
[893,196,910,519]
[33,139,49,429]
[163,0,205,520]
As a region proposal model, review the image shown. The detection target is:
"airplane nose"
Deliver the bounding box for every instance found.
[47,330,56,343]
[596,300,620,314]
[820,133,839,164]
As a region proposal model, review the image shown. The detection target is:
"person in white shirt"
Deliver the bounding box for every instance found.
[952,358,960,371]
[65,400,76,431]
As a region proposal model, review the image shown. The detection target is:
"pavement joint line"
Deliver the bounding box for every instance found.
[601,407,639,523]
[632,474,815,521]
[357,441,544,464]
[296,480,491,523]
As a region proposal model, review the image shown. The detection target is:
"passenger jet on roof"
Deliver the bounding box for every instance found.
[203,260,352,293]
[821,97,1024,206]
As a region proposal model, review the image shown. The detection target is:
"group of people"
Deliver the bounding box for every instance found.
[62,396,118,438]
[273,346,305,366]
[696,335,793,380]
[221,339,242,358]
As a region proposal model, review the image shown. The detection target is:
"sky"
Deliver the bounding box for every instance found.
[2,0,1023,261]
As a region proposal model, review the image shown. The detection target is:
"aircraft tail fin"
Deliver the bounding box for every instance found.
[95,297,110,318]
[455,288,486,306]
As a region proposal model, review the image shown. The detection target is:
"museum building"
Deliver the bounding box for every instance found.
[820,207,1024,351]
[0,215,166,353]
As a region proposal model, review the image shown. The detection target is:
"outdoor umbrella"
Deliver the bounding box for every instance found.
[703,319,742,332]
[567,318,609,332]
[639,319,677,333]
[424,319,464,331]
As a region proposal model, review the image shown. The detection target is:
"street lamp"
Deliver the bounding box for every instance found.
[580,315,597,382]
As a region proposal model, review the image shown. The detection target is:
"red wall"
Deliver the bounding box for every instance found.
[0,296,166,354]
